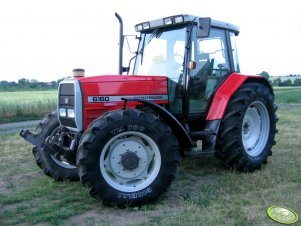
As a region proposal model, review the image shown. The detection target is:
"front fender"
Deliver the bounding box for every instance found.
[122,98,195,149]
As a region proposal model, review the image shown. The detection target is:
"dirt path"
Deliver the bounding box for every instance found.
[0,120,40,135]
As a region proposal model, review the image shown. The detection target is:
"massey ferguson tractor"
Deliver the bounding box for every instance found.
[20,13,277,207]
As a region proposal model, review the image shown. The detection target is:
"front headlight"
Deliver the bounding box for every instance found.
[59,108,67,117]
[67,109,75,118]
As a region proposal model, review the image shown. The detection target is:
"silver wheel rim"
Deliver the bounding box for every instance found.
[50,155,77,169]
[242,101,270,157]
[100,131,161,193]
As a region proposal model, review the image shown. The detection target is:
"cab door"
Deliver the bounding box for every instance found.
[188,28,231,114]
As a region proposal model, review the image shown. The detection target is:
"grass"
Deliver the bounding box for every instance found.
[0,91,57,123]
[274,86,301,104]
[0,108,300,225]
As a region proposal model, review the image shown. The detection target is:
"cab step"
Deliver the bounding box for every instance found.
[184,147,215,156]
[188,130,215,139]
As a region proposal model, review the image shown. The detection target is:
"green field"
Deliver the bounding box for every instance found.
[0,86,300,124]
[0,91,57,123]
[274,87,301,104]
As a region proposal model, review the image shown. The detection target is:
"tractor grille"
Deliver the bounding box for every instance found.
[58,83,77,129]
[59,83,75,108]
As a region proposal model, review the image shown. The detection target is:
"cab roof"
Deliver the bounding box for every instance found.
[135,14,240,35]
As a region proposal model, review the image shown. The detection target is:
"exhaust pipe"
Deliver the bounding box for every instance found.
[115,13,124,75]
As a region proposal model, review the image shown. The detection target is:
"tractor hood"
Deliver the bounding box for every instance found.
[63,75,169,129]
[74,74,168,83]
[75,75,168,96]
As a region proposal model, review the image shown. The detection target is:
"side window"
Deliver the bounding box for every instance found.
[230,32,240,72]
[197,29,230,76]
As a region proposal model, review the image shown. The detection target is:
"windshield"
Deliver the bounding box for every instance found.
[133,27,186,82]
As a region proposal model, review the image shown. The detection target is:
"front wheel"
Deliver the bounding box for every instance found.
[215,83,278,171]
[77,109,180,207]
[32,112,79,181]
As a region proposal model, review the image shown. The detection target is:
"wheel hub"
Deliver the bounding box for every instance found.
[242,121,251,135]
[242,101,270,157]
[100,131,162,192]
[121,151,139,170]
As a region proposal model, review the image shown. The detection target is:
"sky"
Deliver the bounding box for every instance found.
[0,0,300,82]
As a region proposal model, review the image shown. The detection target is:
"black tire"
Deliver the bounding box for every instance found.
[215,83,278,172]
[77,109,180,207]
[32,112,79,181]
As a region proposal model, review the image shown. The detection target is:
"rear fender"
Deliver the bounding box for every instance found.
[206,73,272,121]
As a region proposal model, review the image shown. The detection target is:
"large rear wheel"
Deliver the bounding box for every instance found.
[77,109,180,207]
[216,83,277,171]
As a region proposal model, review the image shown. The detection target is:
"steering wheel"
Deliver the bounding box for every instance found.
[173,53,184,68]
[172,53,184,81]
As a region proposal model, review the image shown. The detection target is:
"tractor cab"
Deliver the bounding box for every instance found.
[132,15,240,119]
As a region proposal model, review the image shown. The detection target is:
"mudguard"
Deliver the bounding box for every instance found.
[122,98,195,149]
[206,73,272,121]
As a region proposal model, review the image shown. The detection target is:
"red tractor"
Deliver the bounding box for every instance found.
[20,13,277,207]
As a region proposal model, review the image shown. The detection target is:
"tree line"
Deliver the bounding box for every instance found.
[0,72,300,92]
[259,71,301,87]
[271,77,301,87]
[0,78,64,91]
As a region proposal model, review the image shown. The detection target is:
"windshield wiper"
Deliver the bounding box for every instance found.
[138,29,161,64]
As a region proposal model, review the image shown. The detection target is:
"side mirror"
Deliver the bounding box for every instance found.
[197,18,211,38]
